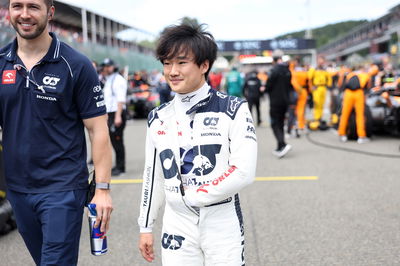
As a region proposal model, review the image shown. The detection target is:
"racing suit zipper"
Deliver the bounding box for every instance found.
[178,170,200,217]
[175,114,200,219]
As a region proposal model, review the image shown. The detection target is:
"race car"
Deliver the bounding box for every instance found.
[366,81,400,136]
[336,80,400,139]
[126,84,159,119]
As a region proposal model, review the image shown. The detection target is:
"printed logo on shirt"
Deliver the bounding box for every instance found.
[96,100,105,107]
[162,233,185,250]
[93,85,102,93]
[42,76,60,87]
[36,94,57,101]
[42,73,61,90]
[2,70,16,84]
[94,95,104,100]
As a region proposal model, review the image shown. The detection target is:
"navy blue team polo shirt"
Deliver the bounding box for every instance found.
[0,33,106,193]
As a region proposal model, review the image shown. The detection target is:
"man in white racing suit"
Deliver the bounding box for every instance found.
[138,23,257,266]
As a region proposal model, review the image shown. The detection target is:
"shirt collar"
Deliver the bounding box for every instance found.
[5,32,61,63]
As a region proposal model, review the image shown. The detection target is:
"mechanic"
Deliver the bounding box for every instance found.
[102,58,128,176]
[291,61,310,133]
[0,1,112,265]
[337,65,371,143]
[138,23,257,265]
[308,56,332,126]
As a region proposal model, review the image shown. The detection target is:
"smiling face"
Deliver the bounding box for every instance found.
[162,51,209,95]
[9,0,53,40]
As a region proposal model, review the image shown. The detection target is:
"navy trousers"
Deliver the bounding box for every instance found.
[7,189,87,266]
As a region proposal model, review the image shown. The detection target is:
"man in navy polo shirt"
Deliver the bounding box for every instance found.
[0,1,113,265]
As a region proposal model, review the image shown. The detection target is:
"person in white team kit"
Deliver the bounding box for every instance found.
[137,23,257,265]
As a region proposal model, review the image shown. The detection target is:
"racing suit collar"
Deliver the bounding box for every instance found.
[186,88,215,115]
[156,87,214,120]
[175,83,210,115]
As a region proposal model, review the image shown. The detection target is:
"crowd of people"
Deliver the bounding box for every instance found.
[186,54,398,157]
[99,49,400,160]
[121,52,397,159]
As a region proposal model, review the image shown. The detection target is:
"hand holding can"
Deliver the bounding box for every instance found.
[88,203,108,255]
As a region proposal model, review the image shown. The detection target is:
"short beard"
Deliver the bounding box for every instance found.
[11,21,48,40]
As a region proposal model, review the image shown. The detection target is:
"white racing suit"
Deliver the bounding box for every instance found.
[138,88,257,265]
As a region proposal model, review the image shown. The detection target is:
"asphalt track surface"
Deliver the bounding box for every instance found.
[1,98,400,265]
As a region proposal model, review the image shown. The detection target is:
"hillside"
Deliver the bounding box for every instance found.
[276,20,368,48]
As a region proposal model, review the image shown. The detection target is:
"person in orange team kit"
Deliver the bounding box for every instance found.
[337,65,371,144]
[291,61,310,132]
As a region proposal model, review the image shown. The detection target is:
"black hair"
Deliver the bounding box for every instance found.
[156,23,217,79]
[272,56,280,63]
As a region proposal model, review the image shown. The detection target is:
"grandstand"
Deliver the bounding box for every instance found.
[319,3,400,64]
[0,0,161,72]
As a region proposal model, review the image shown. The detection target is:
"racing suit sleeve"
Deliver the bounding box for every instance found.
[184,103,257,207]
[137,126,165,233]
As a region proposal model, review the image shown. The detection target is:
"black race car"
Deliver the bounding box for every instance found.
[366,82,400,136]
[126,85,159,119]
[336,81,400,139]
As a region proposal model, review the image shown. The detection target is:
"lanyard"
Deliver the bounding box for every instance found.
[13,64,46,93]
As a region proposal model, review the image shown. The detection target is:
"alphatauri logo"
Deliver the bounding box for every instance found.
[43,76,60,86]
